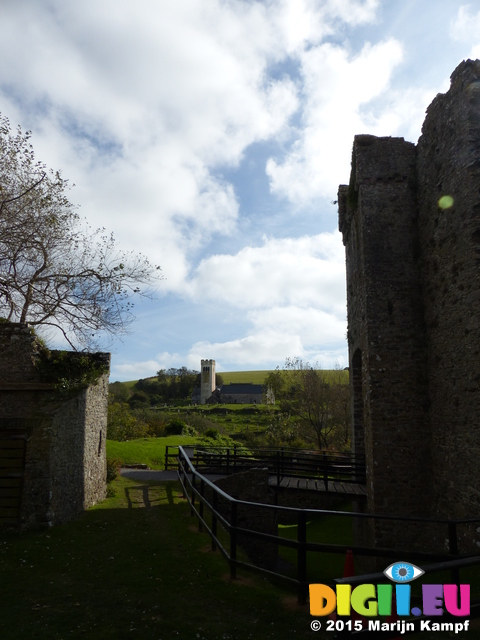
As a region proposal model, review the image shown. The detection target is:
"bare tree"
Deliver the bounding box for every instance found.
[0,114,162,348]
[280,357,349,450]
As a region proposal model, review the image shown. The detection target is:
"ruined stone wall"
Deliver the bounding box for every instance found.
[338,137,431,540]
[339,59,480,554]
[48,373,109,525]
[0,323,109,529]
[416,60,480,521]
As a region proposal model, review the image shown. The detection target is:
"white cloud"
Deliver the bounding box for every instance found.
[248,306,346,345]
[450,5,480,61]
[110,353,183,382]
[0,0,384,272]
[189,331,305,368]
[179,233,348,372]
[187,328,347,371]
[0,0,302,285]
[1,0,390,377]
[450,5,480,43]
[185,232,346,311]
[266,38,404,204]
[272,0,380,54]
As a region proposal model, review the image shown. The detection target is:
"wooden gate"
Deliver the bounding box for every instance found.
[0,430,26,525]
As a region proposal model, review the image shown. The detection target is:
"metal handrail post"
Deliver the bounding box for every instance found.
[297,510,308,604]
[323,453,328,491]
[211,491,218,552]
[448,522,460,584]
[191,472,196,516]
[230,501,238,580]
[199,478,204,532]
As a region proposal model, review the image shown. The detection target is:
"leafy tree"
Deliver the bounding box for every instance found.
[109,381,130,404]
[155,367,199,401]
[128,390,150,409]
[0,115,162,348]
[264,367,285,399]
[264,412,301,446]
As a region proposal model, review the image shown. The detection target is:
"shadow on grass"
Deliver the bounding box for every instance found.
[124,482,177,509]
[0,478,315,640]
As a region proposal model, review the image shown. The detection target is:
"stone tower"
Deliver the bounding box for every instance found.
[200,359,215,404]
[339,59,480,554]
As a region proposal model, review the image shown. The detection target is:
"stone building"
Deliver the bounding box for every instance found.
[215,382,264,404]
[0,323,110,529]
[338,60,480,553]
[200,359,216,405]
[193,359,272,404]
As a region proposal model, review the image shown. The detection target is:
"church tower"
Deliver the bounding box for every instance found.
[200,359,215,404]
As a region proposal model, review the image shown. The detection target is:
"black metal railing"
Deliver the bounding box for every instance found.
[166,444,367,489]
[176,446,480,607]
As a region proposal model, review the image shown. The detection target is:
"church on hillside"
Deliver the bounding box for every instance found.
[191,359,274,405]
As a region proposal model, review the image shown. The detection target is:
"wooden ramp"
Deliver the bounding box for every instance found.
[268,476,367,497]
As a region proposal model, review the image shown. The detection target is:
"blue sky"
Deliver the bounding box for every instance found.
[1,0,479,380]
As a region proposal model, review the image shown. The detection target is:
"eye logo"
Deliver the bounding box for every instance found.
[383,561,424,583]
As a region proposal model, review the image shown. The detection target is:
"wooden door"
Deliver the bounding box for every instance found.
[0,430,26,525]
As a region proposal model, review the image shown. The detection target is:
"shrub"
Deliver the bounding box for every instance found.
[128,391,150,408]
[164,418,187,436]
[198,433,250,455]
[204,427,219,439]
[106,484,117,498]
[107,402,150,441]
[164,418,197,437]
[180,412,219,434]
[106,457,122,483]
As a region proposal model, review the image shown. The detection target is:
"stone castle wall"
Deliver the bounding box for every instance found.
[416,61,480,522]
[0,323,109,529]
[339,59,480,553]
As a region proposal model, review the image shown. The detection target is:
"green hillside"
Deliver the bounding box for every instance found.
[118,368,348,388]
[219,370,272,384]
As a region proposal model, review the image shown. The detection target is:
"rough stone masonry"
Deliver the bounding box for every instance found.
[0,323,110,529]
[338,59,480,554]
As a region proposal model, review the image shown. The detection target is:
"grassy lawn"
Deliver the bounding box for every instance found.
[2,478,479,640]
[106,435,199,469]
[0,477,317,640]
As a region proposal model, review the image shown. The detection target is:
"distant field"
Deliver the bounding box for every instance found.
[219,370,272,384]
[117,368,348,388]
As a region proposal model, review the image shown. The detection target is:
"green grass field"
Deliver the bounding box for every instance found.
[106,435,199,469]
[219,370,273,384]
